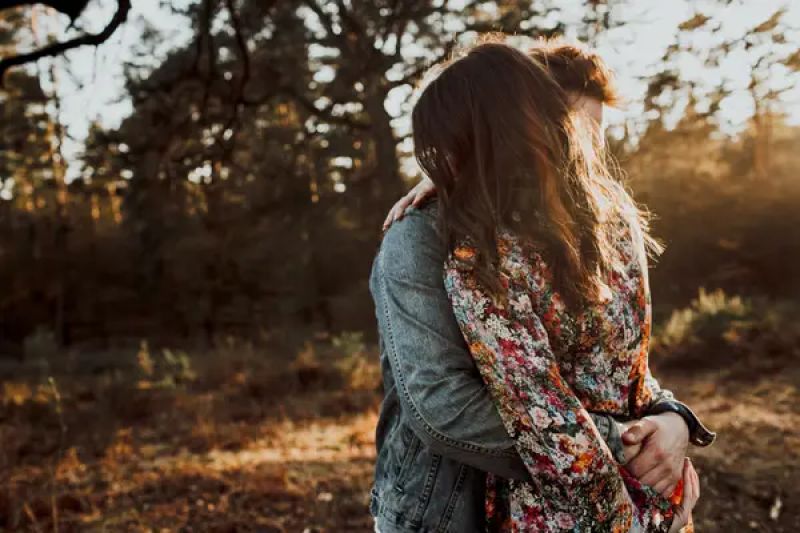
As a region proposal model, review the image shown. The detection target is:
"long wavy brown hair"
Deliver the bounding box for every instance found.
[411,36,659,308]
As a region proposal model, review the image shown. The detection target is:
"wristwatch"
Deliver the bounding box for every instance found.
[646,400,717,447]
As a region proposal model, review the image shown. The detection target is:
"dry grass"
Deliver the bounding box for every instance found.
[1,308,798,532]
[0,334,381,531]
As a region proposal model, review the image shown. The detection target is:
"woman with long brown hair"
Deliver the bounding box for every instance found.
[409,37,699,532]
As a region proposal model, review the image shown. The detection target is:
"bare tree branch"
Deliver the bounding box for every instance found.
[304,0,338,40]
[276,84,370,130]
[0,0,90,21]
[225,0,251,108]
[216,0,252,154]
[0,0,131,82]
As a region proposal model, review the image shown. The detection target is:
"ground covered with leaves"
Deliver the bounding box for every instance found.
[1,293,798,531]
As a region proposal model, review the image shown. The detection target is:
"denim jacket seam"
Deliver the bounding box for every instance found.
[435,464,468,532]
[393,434,422,492]
[376,250,518,460]
[409,453,441,527]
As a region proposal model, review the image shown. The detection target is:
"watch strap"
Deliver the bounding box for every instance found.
[646,400,716,447]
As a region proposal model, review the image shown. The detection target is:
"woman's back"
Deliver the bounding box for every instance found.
[444,218,677,532]
[489,220,658,419]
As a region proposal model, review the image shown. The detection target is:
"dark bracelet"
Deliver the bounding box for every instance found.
[646,400,717,447]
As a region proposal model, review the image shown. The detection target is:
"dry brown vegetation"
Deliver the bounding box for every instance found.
[1,1,799,531]
[2,295,798,532]
[1,333,382,531]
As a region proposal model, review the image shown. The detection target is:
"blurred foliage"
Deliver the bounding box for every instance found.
[332,331,380,390]
[2,5,798,530]
[654,288,800,376]
[22,325,59,363]
[0,0,798,352]
[657,288,750,351]
[136,341,197,389]
[1,296,799,530]
[622,105,800,307]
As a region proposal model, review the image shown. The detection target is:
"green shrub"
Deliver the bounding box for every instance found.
[332,331,379,390]
[136,341,196,389]
[658,288,750,349]
[653,289,800,372]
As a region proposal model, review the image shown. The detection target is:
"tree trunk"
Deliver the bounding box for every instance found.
[364,85,403,212]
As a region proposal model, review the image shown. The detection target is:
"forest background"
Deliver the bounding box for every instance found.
[0,1,798,530]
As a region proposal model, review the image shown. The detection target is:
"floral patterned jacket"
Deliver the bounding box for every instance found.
[444,220,680,532]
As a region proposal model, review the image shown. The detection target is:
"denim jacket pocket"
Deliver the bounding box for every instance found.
[380,425,444,530]
[394,426,422,493]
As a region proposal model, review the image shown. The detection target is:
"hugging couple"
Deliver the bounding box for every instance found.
[367,35,715,533]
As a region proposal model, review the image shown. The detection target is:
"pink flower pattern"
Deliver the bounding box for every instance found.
[444,222,680,532]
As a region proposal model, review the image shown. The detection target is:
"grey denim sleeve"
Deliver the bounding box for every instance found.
[373,212,530,481]
[591,412,628,464]
[645,367,677,405]
[372,208,627,479]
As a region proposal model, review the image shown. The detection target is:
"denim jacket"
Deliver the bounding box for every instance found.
[368,203,710,533]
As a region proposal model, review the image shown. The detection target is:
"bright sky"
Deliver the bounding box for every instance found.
[27,0,800,181]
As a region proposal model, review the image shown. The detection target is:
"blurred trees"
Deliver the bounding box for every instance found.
[0,0,130,78]
[624,4,800,309]
[624,107,800,310]
[0,1,798,351]
[0,8,67,348]
[644,4,799,179]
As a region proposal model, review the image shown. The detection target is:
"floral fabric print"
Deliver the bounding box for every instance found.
[444,222,678,532]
